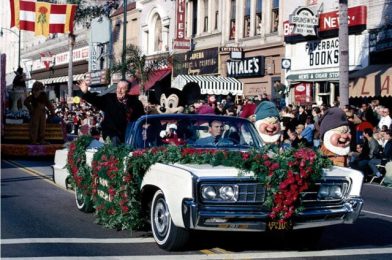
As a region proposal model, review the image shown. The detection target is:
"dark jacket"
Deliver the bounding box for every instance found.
[382,140,392,161]
[82,92,144,142]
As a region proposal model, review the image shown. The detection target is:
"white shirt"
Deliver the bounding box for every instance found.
[378,115,392,129]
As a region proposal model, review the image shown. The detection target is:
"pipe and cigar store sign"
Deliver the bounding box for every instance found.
[226,56,265,78]
[173,0,190,50]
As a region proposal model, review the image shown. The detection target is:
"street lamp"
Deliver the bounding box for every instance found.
[0,27,21,68]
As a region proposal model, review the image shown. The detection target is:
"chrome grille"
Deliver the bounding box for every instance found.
[237,183,265,203]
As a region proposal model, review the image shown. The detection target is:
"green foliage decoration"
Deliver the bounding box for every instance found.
[67,140,332,230]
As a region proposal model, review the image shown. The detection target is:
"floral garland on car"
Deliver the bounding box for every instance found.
[91,144,145,230]
[66,135,94,192]
[67,140,332,230]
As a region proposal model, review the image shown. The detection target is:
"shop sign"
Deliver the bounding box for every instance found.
[287,71,339,81]
[288,35,363,71]
[32,46,89,71]
[86,69,109,86]
[220,47,243,52]
[369,26,392,53]
[284,5,367,37]
[173,0,190,50]
[294,82,313,104]
[226,56,265,78]
[319,6,367,32]
[289,7,319,36]
[173,47,218,77]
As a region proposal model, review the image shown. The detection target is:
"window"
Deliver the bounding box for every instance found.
[244,0,251,37]
[192,0,198,35]
[271,0,279,33]
[230,0,236,40]
[214,0,219,30]
[256,0,262,35]
[204,0,208,32]
[154,16,162,52]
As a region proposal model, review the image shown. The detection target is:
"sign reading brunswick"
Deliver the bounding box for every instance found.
[227,56,265,78]
[289,7,318,36]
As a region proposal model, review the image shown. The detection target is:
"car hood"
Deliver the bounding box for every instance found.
[172,163,252,178]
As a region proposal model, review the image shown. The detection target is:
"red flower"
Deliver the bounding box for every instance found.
[242,152,250,160]
[264,160,272,167]
[270,163,279,171]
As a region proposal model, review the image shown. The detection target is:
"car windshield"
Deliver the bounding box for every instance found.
[131,114,263,150]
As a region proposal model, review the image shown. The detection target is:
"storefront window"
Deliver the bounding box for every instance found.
[244,0,251,37]
[256,0,262,35]
[271,0,279,33]
[230,0,236,40]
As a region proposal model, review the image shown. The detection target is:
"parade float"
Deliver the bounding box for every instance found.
[53,114,364,250]
[1,71,66,157]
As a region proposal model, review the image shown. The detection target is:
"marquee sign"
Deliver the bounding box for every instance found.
[173,0,190,50]
[289,7,318,36]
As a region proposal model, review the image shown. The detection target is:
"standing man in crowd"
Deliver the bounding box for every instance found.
[78,80,144,146]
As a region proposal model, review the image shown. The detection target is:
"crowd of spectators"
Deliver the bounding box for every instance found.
[52,92,391,181]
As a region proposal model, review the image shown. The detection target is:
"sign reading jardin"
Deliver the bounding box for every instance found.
[226,56,265,78]
[289,7,318,36]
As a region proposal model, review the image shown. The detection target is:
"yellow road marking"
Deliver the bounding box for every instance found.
[199,249,215,255]
[3,160,72,193]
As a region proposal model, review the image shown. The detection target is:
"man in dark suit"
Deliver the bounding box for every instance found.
[78,80,144,146]
[195,120,233,146]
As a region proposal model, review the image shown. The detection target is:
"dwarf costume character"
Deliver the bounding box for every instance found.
[319,107,352,167]
[254,101,281,144]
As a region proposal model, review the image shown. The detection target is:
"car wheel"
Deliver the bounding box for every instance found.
[151,189,189,250]
[75,187,94,213]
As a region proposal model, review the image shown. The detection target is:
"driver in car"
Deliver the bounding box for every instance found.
[195,120,234,146]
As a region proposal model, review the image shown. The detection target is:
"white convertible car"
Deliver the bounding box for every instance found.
[53,114,364,250]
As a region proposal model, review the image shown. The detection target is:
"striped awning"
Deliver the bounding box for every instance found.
[172,75,243,95]
[40,74,86,85]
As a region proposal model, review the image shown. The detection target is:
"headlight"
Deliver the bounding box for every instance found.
[200,184,239,202]
[219,186,237,201]
[318,185,343,200]
[201,186,217,200]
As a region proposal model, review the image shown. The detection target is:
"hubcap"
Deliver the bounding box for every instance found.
[154,197,170,236]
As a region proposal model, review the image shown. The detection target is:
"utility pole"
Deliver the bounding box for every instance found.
[68,33,76,104]
[339,0,349,108]
[122,0,127,80]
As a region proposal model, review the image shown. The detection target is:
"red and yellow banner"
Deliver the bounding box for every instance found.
[9,0,77,37]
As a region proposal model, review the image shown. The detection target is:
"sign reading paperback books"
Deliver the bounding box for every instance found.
[173,0,190,50]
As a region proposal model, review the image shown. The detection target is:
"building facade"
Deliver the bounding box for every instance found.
[282,0,392,105]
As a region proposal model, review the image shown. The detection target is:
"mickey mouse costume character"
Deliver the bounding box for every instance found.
[154,82,201,145]
[155,82,201,114]
[254,101,282,145]
[319,107,352,167]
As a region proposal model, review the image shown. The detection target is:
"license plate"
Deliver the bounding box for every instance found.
[267,220,293,231]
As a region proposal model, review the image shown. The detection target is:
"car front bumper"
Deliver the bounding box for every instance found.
[182,197,364,232]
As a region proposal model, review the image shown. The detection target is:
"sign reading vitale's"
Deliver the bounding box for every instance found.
[227,56,265,78]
